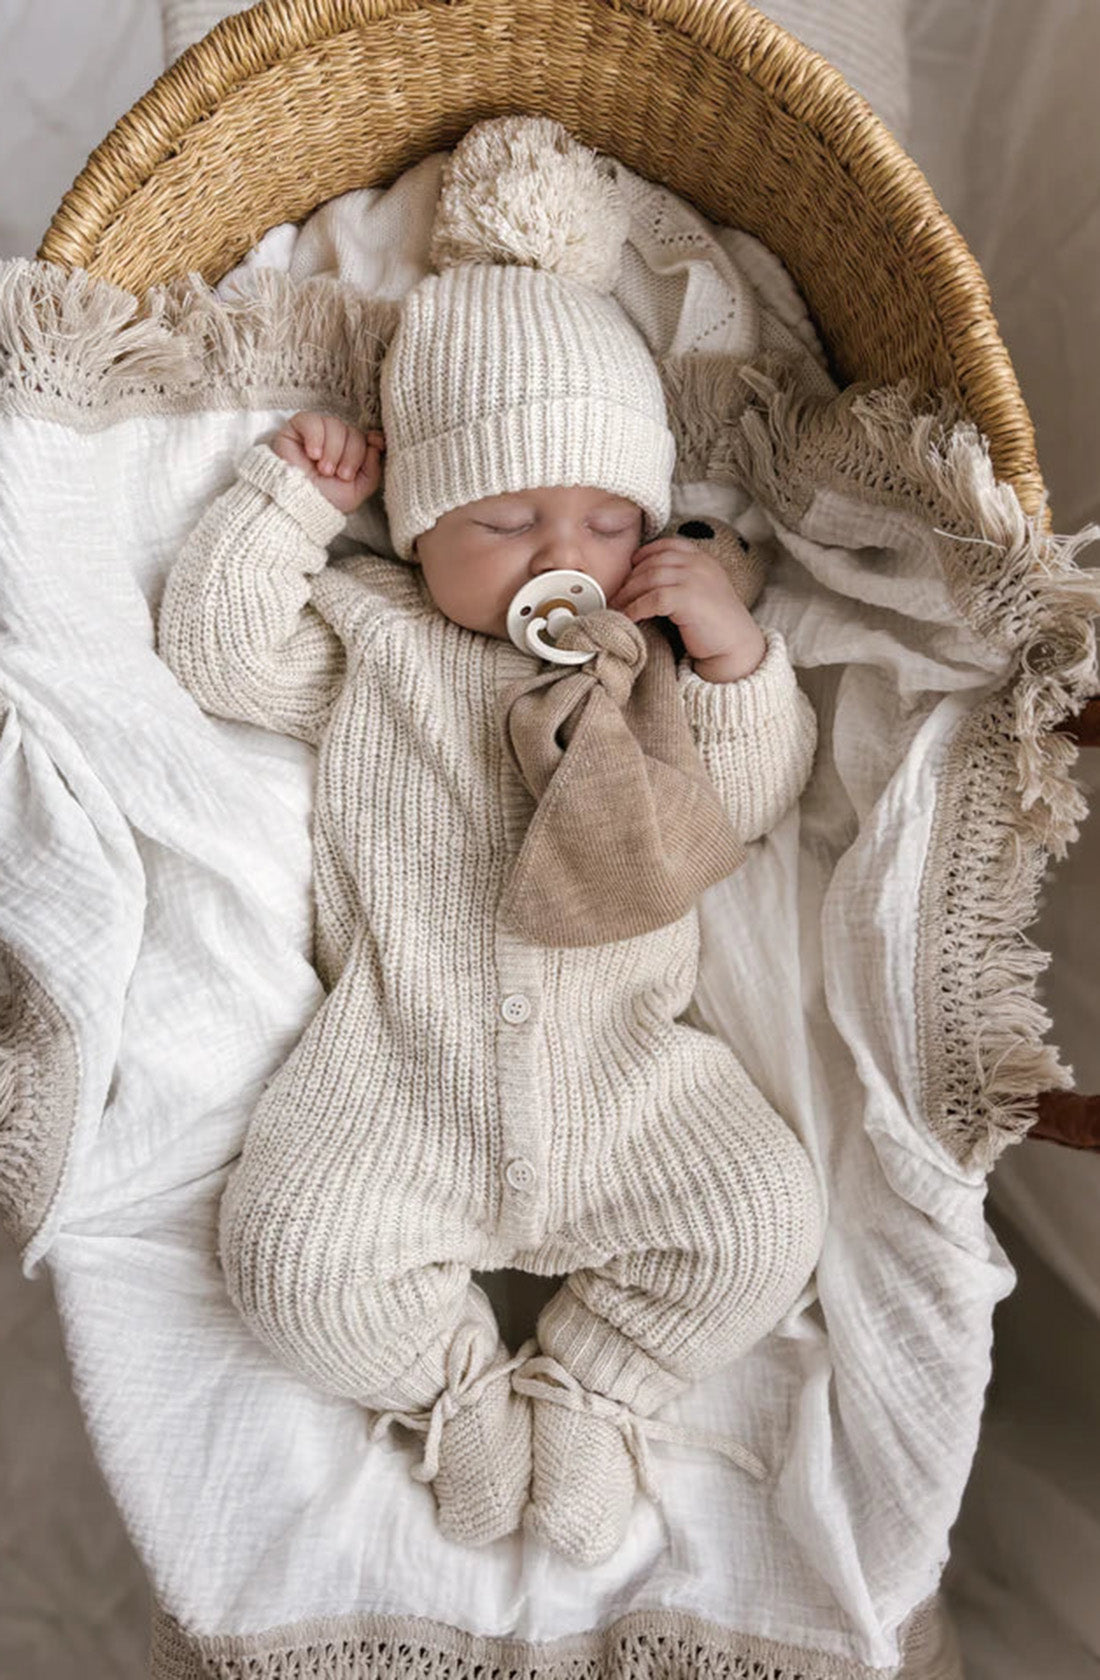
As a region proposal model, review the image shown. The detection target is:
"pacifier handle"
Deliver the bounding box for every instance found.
[505,569,607,665]
[523,610,595,665]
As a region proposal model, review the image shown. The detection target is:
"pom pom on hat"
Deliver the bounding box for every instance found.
[429,115,629,293]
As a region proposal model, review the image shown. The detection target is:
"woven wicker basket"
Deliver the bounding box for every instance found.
[37,0,1098,1148]
[39,0,1046,513]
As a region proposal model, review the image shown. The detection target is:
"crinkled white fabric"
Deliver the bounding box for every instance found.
[0,151,1018,1670]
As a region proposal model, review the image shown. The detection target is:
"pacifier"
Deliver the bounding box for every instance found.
[505,569,607,664]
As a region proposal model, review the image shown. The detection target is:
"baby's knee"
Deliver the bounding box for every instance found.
[218,1188,475,1406]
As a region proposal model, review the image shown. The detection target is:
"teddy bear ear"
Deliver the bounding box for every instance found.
[663,517,769,610]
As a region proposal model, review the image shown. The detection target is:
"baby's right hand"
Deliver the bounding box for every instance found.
[270,412,385,515]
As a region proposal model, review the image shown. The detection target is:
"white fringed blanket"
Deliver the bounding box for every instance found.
[2,153,1099,1680]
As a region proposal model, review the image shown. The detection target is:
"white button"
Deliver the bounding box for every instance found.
[504,1157,537,1192]
[500,993,531,1024]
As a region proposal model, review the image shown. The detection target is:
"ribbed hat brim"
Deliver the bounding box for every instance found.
[386,396,675,559]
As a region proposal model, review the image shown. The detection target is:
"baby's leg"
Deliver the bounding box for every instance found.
[218,1099,535,1545]
[538,1117,822,1412]
[221,1221,477,1413]
[517,1068,825,1562]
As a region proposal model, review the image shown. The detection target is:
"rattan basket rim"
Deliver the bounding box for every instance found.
[36,0,1047,517]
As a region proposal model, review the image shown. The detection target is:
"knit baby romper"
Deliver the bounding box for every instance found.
[157,443,826,1563]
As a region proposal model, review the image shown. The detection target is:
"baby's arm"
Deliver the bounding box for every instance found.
[157,417,381,746]
[677,631,817,840]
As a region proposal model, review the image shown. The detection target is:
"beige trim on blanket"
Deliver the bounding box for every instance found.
[0,930,81,1251]
[148,1591,962,1680]
[675,360,1100,1170]
[0,259,396,429]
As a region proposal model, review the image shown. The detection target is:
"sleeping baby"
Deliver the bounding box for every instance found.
[156,115,825,1567]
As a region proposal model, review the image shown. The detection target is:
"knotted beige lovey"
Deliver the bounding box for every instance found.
[496,604,747,950]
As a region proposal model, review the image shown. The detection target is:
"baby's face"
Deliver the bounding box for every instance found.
[411,485,645,641]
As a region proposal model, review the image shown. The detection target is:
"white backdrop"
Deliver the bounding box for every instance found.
[1,4,1097,1676]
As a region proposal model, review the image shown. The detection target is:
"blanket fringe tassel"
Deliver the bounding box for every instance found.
[688,362,1100,1167]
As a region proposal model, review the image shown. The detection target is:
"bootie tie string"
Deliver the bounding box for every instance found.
[510,1350,769,1507]
[369,1335,541,1485]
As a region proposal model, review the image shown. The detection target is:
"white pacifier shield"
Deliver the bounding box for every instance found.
[505,569,607,664]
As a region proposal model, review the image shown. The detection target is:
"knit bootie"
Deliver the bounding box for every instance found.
[430,1322,534,1548]
[523,1389,638,1566]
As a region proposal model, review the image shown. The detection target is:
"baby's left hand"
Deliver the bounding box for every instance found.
[608,534,766,682]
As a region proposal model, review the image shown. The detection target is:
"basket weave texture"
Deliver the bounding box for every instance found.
[38,0,1046,517]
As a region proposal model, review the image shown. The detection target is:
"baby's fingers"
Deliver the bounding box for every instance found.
[336,427,367,482]
[314,415,350,475]
[356,443,385,497]
[615,586,671,623]
[289,411,327,463]
[609,555,687,610]
[270,431,310,473]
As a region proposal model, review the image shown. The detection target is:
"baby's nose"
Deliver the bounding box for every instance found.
[532,538,582,573]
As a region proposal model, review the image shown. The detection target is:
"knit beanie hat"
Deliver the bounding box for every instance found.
[380,116,676,561]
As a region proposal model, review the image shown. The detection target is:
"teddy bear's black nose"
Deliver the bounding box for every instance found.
[677,520,715,540]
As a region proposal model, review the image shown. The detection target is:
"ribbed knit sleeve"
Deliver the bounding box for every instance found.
[677,628,817,841]
[157,445,348,747]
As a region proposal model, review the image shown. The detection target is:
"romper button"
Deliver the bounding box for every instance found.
[505,1157,537,1192]
[500,993,531,1024]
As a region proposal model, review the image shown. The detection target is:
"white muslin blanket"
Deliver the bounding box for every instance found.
[2,149,1098,1680]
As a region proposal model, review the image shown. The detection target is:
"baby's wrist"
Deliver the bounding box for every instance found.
[240,445,348,546]
[692,625,767,684]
